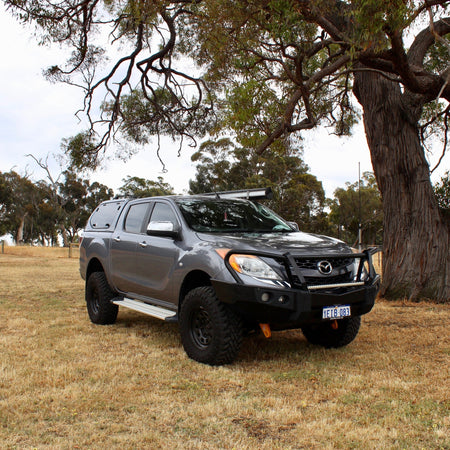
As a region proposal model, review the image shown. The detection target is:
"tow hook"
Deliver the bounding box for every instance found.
[331,320,339,330]
[259,323,272,338]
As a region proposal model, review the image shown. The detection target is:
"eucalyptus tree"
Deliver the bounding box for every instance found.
[329,172,383,246]
[59,171,114,242]
[5,0,450,300]
[189,138,328,233]
[0,171,42,243]
[118,176,175,197]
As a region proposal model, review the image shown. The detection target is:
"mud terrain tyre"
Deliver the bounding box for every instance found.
[301,316,361,348]
[86,271,118,325]
[180,286,243,365]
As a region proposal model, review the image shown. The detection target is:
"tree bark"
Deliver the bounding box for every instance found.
[16,214,26,244]
[60,224,69,247]
[354,69,450,302]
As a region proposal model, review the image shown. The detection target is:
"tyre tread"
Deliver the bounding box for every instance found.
[86,271,118,325]
[180,286,243,365]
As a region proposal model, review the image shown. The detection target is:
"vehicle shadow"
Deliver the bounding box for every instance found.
[113,309,322,365]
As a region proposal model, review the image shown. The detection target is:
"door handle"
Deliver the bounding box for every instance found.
[114,236,121,242]
[139,241,148,248]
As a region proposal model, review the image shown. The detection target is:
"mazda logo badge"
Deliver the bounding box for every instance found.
[317,260,333,275]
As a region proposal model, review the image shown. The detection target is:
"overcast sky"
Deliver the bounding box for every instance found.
[1,8,448,199]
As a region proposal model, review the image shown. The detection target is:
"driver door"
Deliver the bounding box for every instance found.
[132,201,182,301]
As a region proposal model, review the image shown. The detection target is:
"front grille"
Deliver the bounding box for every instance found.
[284,256,356,289]
[294,257,354,270]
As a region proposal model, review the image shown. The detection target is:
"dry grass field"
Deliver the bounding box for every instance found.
[0,249,448,449]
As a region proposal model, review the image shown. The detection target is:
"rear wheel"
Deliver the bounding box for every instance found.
[179,287,243,365]
[85,271,118,324]
[301,316,361,348]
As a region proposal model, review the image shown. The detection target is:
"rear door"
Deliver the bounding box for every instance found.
[110,201,152,292]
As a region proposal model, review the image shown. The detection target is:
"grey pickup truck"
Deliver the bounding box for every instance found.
[80,188,380,365]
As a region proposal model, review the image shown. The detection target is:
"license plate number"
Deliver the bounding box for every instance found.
[322,305,351,320]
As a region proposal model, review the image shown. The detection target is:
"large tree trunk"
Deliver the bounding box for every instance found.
[354,70,449,302]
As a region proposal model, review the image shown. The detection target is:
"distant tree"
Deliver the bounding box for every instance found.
[59,171,114,243]
[33,180,60,246]
[434,172,450,209]
[0,172,10,237]
[84,181,115,213]
[0,165,113,245]
[0,171,42,243]
[329,172,383,246]
[189,139,327,233]
[118,176,175,198]
[189,139,235,194]
[434,172,450,224]
[27,155,114,245]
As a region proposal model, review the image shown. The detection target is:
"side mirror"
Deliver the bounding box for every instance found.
[287,221,299,231]
[146,221,181,239]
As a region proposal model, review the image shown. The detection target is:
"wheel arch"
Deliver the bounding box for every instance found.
[178,270,212,309]
[86,258,105,281]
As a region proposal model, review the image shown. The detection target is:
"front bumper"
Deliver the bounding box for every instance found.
[212,248,380,328]
[212,278,379,328]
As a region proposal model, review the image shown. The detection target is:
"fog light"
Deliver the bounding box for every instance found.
[261,292,270,302]
[278,295,287,304]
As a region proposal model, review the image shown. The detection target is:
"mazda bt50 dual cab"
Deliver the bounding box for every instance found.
[80,188,380,365]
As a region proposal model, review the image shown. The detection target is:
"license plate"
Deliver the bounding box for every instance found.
[322,305,351,320]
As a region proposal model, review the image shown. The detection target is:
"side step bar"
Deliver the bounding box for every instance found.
[112,298,178,322]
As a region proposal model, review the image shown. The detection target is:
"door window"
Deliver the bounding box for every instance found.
[148,202,178,228]
[124,203,149,233]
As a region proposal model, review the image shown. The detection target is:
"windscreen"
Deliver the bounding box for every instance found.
[175,198,293,233]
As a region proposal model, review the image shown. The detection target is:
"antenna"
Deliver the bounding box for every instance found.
[358,162,362,251]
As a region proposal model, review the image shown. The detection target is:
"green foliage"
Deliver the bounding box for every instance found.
[329,172,383,245]
[61,132,101,171]
[0,171,44,243]
[118,176,175,198]
[434,171,450,223]
[222,80,286,148]
[349,0,415,50]
[189,138,327,233]
[58,171,114,243]
[0,170,113,245]
[110,88,213,150]
[5,0,449,167]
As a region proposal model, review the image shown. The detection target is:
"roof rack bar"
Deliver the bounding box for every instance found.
[201,187,273,200]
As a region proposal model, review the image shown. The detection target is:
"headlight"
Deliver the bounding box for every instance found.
[215,249,284,282]
[229,254,282,280]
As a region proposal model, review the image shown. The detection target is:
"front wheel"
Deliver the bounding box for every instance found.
[301,316,361,348]
[179,287,243,365]
[85,271,118,325]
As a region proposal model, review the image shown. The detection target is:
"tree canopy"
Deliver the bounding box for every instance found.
[189,138,328,233]
[118,175,175,198]
[329,172,383,246]
[0,169,113,245]
[5,0,448,163]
